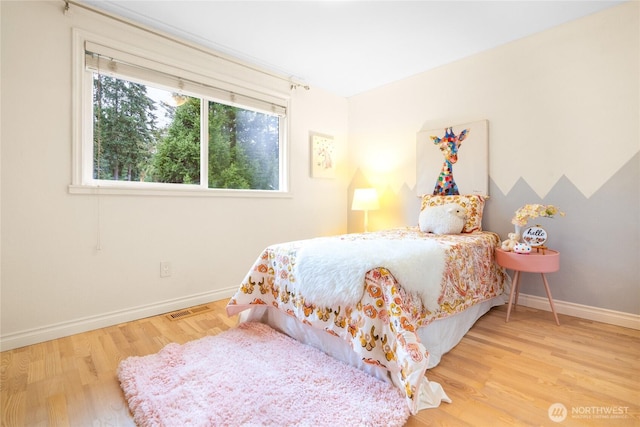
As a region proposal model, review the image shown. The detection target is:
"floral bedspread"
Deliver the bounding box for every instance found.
[226,227,508,414]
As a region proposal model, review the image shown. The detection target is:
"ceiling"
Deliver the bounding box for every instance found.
[82,1,624,97]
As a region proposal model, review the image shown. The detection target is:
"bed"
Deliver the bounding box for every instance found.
[227,120,509,414]
[227,221,510,414]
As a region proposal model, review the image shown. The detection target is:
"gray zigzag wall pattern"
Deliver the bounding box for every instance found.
[350,152,639,315]
[484,152,639,315]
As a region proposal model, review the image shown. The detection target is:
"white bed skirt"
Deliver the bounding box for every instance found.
[238,294,506,410]
[420,294,507,368]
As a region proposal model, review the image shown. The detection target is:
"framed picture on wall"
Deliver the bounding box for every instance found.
[310,132,336,179]
[416,119,489,196]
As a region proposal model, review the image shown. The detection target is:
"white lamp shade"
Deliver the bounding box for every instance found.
[351,188,380,211]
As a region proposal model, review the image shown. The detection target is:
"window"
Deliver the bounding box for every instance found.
[72,32,289,195]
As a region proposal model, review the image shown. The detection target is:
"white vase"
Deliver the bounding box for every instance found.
[514,224,524,241]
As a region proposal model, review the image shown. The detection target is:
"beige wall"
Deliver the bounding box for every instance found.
[349,1,638,213]
[0,1,348,349]
[347,2,639,317]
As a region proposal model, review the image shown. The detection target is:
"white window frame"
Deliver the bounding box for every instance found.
[70,29,290,197]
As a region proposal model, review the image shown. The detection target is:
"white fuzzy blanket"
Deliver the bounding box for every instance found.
[294,238,446,311]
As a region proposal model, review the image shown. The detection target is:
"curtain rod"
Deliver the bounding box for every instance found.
[62,0,310,91]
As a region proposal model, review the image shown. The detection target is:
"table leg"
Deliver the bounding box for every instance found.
[541,273,560,326]
[506,270,520,322]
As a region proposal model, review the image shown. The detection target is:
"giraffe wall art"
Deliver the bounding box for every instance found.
[431,127,469,195]
[415,119,488,197]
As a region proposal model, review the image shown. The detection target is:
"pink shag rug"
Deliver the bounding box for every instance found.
[118,321,410,427]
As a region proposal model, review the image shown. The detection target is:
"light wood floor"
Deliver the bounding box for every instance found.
[1,300,638,426]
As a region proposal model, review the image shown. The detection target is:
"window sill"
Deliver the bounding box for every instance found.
[68,184,292,198]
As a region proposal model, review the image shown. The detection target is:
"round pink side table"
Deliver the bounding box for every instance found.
[495,248,560,325]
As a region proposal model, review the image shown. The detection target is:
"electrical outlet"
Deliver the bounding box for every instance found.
[160,261,172,278]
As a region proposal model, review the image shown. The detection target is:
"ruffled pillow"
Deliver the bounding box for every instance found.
[420,194,487,233]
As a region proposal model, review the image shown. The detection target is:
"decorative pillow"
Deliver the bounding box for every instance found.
[418,203,467,235]
[420,194,487,233]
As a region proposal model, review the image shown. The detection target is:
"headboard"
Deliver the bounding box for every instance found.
[416,119,489,197]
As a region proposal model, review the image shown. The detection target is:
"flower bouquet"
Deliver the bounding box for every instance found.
[512,204,565,227]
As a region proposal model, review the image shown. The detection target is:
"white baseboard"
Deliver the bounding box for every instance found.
[0,288,237,351]
[4,290,637,351]
[517,293,640,330]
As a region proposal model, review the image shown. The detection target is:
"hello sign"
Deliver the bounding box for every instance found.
[522,226,548,247]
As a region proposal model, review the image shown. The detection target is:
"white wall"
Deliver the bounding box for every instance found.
[0,1,348,350]
[347,2,639,319]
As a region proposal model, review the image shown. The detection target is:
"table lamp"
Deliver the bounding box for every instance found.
[351,188,379,232]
